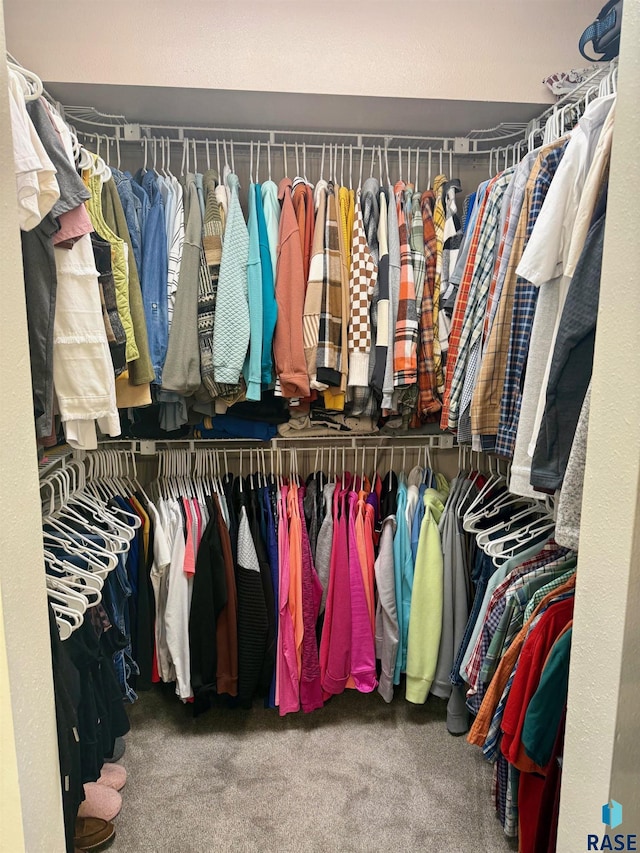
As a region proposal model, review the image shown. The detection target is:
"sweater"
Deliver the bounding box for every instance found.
[273,178,310,398]
[162,174,202,394]
[242,184,263,400]
[255,184,277,385]
[212,172,250,385]
[405,486,448,704]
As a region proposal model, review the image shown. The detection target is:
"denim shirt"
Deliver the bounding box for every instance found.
[111,168,143,277]
[134,170,169,384]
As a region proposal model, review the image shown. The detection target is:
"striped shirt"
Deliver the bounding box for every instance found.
[446,169,514,430]
[440,178,495,429]
[495,141,568,458]
[469,141,564,439]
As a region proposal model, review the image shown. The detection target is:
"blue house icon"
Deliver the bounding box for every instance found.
[602,800,623,829]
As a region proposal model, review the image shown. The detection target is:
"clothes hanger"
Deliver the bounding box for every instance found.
[44,547,104,592]
[475,502,549,550]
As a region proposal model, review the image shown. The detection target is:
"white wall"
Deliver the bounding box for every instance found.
[556,0,640,848]
[0,5,66,851]
[4,0,605,104]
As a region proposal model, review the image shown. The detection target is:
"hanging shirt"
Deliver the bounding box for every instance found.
[273,178,310,398]
[316,183,343,390]
[374,513,398,703]
[255,183,277,386]
[243,184,263,401]
[406,482,449,704]
[303,180,327,390]
[347,191,378,389]
[212,172,250,386]
[393,180,418,388]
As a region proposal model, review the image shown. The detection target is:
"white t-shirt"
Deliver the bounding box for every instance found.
[8,70,59,230]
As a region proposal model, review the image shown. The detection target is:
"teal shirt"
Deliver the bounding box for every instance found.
[256,183,277,385]
[522,627,572,767]
[243,184,263,400]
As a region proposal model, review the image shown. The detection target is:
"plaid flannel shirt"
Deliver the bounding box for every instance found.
[446,169,514,430]
[432,174,447,392]
[495,141,568,457]
[393,181,418,386]
[469,152,549,437]
[463,542,561,699]
[524,566,577,621]
[480,555,574,683]
[411,193,426,312]
[412,190,441,423]
[317,182,344,387]
[440,178,495,429]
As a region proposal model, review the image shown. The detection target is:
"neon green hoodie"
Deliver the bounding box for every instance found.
[406,479,449,704]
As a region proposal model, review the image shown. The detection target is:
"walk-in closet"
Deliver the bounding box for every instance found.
[1,1,639,852]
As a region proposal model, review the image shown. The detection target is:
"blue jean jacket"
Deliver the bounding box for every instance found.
[134,170,168,384]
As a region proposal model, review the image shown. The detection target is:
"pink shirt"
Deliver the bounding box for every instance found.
[348,491,377,693]
[319,480,352,697]
[277,486,300,715]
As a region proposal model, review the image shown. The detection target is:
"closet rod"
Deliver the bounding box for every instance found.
[86,434,455,456]
[74,129,482,158]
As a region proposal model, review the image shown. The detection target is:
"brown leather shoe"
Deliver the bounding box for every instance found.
[74,817,115,850]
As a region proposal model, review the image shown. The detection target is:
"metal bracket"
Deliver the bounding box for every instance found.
[123,123,141,141]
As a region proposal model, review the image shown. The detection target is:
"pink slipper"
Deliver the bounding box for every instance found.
[77,783,122,823]
[97,763,127,791]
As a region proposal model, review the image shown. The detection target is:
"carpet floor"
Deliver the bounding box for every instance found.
[110,685,513,853]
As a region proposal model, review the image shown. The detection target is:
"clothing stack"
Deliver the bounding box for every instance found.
[440,93,614,502]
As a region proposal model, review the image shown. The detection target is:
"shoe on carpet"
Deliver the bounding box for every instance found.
[73,817,115,851]
[77,783,122,823]
[97,763,127,791]
[104,736,125,763]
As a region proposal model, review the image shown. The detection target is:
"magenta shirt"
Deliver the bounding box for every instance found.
[277,486,300,715]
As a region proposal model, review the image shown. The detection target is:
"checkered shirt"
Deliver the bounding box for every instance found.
[480,555,573,683]
[463,542,561,708]
[446,169,514,430]
[495,141,568,457]
[348,193,377,377]
[468,148,554,437]
[440,178,495,429]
